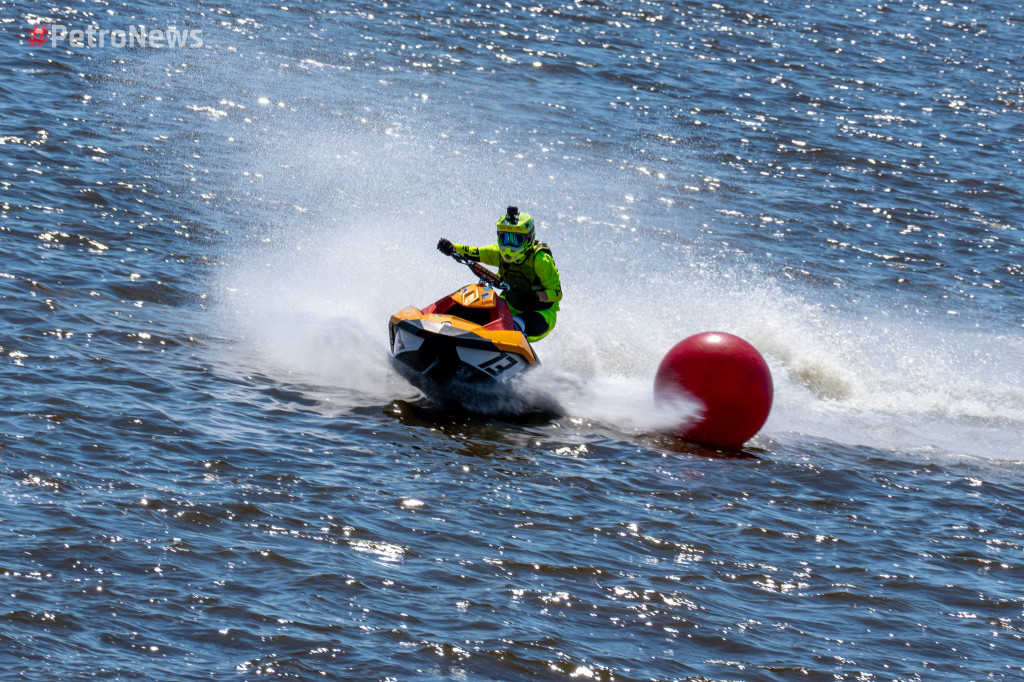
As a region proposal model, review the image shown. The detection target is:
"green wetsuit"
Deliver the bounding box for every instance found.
[453,242,562,342]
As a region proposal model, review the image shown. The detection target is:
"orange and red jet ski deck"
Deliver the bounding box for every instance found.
[389,283,538,390]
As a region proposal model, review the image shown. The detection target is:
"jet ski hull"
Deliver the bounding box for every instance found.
[390,318,533,384]
[388,284,538,406]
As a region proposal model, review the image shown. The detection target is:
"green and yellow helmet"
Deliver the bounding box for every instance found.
[496,205,535,264]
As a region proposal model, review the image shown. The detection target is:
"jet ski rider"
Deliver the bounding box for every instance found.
[437,206,563,342]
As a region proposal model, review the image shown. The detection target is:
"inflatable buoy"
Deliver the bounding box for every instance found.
[654,332,773,448]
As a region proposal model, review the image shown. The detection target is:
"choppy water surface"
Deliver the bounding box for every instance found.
[2,0,1023,679]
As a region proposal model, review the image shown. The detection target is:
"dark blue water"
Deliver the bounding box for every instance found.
[3,0,1023,679]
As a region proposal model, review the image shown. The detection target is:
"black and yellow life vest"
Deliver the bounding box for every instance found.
[499,242,555,312]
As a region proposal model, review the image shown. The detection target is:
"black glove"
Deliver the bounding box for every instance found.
[437,238,455,256]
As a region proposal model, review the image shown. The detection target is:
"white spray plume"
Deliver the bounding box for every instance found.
[209,95,1024,459]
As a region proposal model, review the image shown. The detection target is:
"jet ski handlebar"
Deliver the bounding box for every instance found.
[449,252,509,291]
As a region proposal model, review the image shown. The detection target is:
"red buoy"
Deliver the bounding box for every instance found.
[654,332,773,448]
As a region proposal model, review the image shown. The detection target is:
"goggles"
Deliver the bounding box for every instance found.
[498,231,527,248]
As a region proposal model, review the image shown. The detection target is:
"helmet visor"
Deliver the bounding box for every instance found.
[498,231,527,248]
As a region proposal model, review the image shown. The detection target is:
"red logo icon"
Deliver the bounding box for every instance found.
[27,24,48,47]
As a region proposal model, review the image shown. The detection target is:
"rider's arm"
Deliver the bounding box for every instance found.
[534,252,562,304]
[454,243,501,267]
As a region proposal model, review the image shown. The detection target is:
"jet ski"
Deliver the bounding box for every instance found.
[388,252,539,406]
